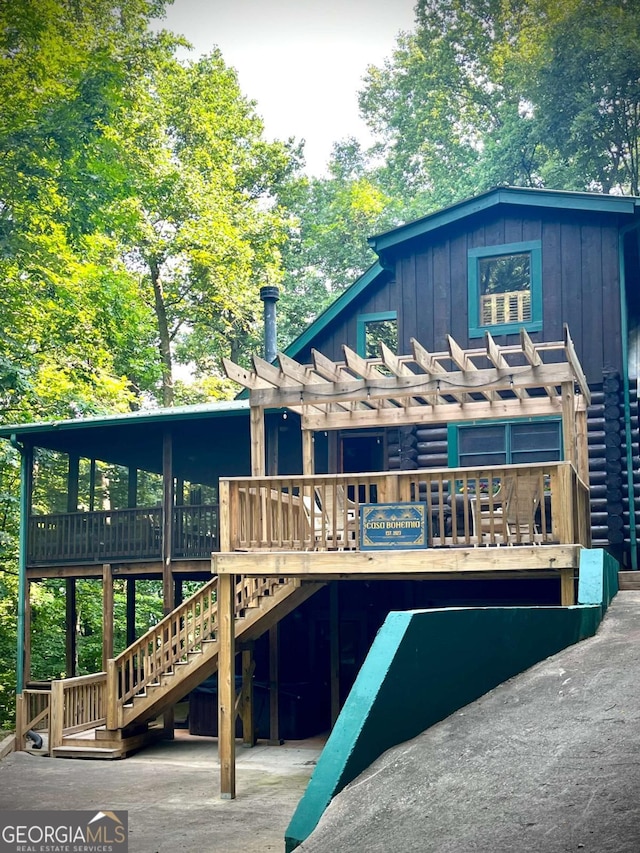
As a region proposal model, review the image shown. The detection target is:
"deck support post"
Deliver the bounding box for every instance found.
[24,580,31,685]
[14,693,26,751]
[102,564,114,672]
[162,429,175,614]
[126,578,136,646]
[65,578,77,678]
[330,583,340,726]
[268,624,281,745]
[219,571,236,799]
[560,569,575,606]
[241,644,256,748]
[50,679,64,750]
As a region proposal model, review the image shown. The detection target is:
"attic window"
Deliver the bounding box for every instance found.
[468,241,542,338]
[357,311,398,358]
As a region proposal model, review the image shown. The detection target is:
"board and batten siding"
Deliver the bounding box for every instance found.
[293,275,398,364]
[390,207,622,385]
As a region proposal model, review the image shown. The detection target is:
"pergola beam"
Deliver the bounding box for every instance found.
[301,395,575,431]
[247,362,576,410]
[222,331,590,436]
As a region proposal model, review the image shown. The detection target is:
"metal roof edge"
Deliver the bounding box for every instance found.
[0,399,251,439]
[370,187,639,254]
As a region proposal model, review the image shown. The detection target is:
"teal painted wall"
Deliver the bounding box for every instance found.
[286,550,618,852]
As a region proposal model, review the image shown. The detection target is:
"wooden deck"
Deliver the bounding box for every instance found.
[217,461,590,554]
[27,504,218,568]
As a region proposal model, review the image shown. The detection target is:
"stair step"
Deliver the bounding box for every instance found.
[52,746,121,760]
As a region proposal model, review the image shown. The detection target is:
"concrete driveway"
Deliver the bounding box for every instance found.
[0,732,321,853]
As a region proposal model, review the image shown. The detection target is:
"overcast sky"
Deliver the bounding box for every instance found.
[156,0,417,175]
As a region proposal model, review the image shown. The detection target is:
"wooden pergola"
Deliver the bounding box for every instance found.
[224,325,590,481]
[214,325,592,799]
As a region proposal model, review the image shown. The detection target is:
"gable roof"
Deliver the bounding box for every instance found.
[282,186,639,359]
[369,186,639,255]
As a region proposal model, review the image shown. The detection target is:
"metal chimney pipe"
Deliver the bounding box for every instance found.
[260,285,280,363]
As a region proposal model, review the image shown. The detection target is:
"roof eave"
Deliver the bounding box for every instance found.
[370,187,639,255]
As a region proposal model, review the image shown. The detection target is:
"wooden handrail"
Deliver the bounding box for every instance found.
[106,573,290,729]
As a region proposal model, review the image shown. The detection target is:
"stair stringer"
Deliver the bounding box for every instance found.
[119,580,325,729]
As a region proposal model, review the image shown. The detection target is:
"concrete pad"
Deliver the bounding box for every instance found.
[0,731,322,852]
[298,591,640,853]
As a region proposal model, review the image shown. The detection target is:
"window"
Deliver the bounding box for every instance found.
[449,419,562,468]
[468,241,542,337]
[356,311,398,358]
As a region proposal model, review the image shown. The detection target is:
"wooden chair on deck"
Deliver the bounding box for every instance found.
[304,485,358,550]
[502,473,542,544]
[469,486,507,545]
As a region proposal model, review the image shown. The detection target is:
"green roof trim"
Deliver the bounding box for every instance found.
[284,262,390,360]
[0,399,251,439]
[370,187,639,254]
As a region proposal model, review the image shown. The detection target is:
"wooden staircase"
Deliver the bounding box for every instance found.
[16,575,323,759]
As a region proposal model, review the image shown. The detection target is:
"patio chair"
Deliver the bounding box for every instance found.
[304,485,358,550]
[502,472,543,544]
[469,485,507,545]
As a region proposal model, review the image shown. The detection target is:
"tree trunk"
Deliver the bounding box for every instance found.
[150,259,174,407]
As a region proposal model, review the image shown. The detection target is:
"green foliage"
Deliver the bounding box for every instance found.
[524,0,640,194]
[279,139,398,343]
[354,0,640,223]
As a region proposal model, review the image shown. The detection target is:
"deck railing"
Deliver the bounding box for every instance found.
[222,462,591,552]
[27,504,219,566]
[15,687,51,751]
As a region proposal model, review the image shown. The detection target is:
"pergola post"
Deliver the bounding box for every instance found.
[561,381,577,468]
[250,405,265,477]
[302,430,314,475]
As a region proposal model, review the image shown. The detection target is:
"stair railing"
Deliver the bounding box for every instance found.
[106,574,290,730]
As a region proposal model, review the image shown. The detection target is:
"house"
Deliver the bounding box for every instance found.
[4,186,640,777]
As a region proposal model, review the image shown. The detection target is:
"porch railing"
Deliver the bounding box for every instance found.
[222,462,591,552]
[27,504,219,566]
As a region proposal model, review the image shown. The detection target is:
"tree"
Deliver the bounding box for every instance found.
[111,51,301,404]
[357,0,640,215]
[524,0,640,195]
[0,0,170,418]
[279,139,396,344]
